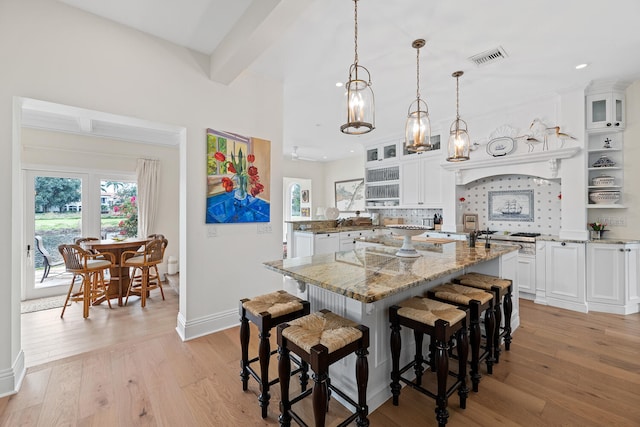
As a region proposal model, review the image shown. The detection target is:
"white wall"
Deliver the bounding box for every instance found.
[323,155,364,209]
[0,0,284,396]
[21,128,180,272]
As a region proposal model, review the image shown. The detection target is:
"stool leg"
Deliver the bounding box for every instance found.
[456,323,469,410]
[312,370,328,427]
[258,329,271,418]
[434,334,449,427]
[503,287,513,351]
[355,347,370,427]
[278,343,292,427]
[299,359,309,392]
[239,310,250,391]
[389,316,402,405]
[469,303,481,392]
[413,329,425,387]
[493,295,503,363]
[484,303,496,375]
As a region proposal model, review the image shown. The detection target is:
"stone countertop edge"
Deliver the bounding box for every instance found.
[295,225,385,234]
[537,235,640,244]
[263,243,517,304]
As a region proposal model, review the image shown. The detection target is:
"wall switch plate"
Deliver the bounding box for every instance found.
[207,226,217,237]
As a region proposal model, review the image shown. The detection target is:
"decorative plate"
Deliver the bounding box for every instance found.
[325,207,339,220]
[592,155,615,168]
[486,137,516,157]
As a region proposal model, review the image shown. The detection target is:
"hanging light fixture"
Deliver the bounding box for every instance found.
[340,0,375,135]
[447,71,471,161]
[405,39,432,153]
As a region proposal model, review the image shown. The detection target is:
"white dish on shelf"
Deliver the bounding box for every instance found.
[591,175,615,186]
[325,207,339,220]
[589,191,620,204]
[591,155,615,168]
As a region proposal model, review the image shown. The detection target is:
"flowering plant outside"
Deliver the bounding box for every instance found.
[214,149,264,199]
[589,222,606,231]
[113,196,138,237]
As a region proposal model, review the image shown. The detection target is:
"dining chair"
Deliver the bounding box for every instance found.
[58,244,115,318]
[121,238,167,307]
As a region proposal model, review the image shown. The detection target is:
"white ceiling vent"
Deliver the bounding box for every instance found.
[469,46,508,67]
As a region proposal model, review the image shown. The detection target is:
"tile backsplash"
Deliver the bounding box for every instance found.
[459,174,562,234]
[372,208,442,225]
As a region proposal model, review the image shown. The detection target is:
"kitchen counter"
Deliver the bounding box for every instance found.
[264,241,517,304]
[537,235,640,244]
[263,241,518,412]
[294,225,384,234]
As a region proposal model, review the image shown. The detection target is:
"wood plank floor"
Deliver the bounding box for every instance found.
[3,299,640,426]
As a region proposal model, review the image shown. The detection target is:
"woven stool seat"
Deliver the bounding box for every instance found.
[240,290,310,418]
[452,273,513,363]
[243,290,306,319]
[278,310,370,427]
[390,296,469,427]
[429,283,496,392]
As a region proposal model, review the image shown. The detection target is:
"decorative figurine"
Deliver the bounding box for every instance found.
[603,137,612,149]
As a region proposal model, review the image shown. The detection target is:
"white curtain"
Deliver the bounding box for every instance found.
[136,158,160,237]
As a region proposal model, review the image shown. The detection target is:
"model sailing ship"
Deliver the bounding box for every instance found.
[501,200,522,215]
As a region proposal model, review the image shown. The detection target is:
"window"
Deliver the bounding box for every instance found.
[101,180,138,238]
[290,183,301,217]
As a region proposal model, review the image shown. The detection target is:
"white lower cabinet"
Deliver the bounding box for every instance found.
[544,241,587,312]
[517,254,536,299]
[293,232,314,257]
[587,243,640,314]
[339,230,375,252]
[314,233,340,255]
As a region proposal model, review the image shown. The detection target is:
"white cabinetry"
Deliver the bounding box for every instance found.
[293,232,314,258]
[365,165,400,208]
[587,132,624,209]
[517,253,536,299]
[586,91,625,130]
[586,243,640,314]
[544,241,587,312]
[400,153,442,207]
[339,229,375,251]
[314,233,340,255]
[365,142,398,165]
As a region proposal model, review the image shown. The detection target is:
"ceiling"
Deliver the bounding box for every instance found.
[53,0,640,161]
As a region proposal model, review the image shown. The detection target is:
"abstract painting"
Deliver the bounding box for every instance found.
[206,128,271,223]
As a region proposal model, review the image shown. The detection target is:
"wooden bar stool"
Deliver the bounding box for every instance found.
[453,272,513,362]
[426,283,495,392]
[277,309,370,427]
[240,290,310,418]
[389,296,469,427]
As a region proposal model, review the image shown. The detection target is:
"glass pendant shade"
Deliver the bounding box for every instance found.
[341,64,375,134]
[405,99,432,152]
[446,70,471,162]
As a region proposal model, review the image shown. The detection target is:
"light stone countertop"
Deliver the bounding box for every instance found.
[263,242,517,303]
[536,235,640,244]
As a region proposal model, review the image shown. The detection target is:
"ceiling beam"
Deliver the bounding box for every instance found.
[209,0,314,85]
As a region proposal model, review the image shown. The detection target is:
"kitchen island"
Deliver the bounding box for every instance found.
[264,240,519,412]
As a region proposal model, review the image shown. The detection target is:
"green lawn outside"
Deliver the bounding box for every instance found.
[35,213,122,231]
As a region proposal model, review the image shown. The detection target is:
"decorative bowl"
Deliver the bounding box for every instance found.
[387,224,432,257]
[592,155,615,168]
[591,175,615,186]
[589,191,620,204]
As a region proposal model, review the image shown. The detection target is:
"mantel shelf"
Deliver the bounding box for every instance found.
[440,146,581,184]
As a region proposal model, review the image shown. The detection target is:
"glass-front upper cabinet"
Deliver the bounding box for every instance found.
[586,91,625,131]
[365,142,398,164]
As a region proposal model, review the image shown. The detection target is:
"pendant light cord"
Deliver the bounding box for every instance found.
[353,0,359,66]
[416,46,421,101]
[455,74,460,120]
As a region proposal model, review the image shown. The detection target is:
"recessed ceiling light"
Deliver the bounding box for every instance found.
[350,150,355,153]
[335,82,343,87]
[575,63,588,70]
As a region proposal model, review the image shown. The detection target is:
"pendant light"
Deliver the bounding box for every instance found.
[405,39,432,153]
[340,0,375,135]
[447,71,471,161]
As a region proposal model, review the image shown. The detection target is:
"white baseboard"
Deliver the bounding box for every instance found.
[176,308,239,341]
[0,349,25,398]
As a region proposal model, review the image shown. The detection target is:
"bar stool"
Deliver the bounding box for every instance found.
[452,272,513,362]
[426,283,495,392]
[240,290,310,418]
[277,309,370,427]
[389,296,469,427]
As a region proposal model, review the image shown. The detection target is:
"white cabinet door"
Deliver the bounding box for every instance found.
[400,159,421,206]
[421,155,442,206]
[400,155,442,207]
[627,245,640,306]
[587,243,625,305]
[545,241,586,311]
[314,233,339,255]
[535,241,547,304]
[293,232,313,258]
[586,92,625,130]
[517,254,536,298]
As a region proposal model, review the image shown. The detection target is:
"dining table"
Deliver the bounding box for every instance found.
[83,237,151,306]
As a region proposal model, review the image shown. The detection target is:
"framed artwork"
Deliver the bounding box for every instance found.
[463,213,478,232]
[488,190,534,222]
[301,189,309,203]
[206,128,271,223]
[301,207,310,217]
[335,178,365,212]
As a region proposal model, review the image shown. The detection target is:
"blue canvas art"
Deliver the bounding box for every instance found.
[206,129,271,223]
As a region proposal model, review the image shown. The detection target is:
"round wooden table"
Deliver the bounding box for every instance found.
[83,238,151,306]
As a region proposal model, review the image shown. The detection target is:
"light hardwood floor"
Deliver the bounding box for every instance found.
[3,299,640,426]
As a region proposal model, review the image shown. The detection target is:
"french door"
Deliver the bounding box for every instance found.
[23,170,88,300]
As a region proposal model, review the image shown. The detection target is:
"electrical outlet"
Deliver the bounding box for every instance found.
[207,225,217,237]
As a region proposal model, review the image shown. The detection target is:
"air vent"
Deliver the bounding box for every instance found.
[469,46,508,67]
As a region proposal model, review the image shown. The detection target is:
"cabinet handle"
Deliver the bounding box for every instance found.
[606,122,612,127]
[626,248,631,252]
[561,242,566,246]
[615,122,620,127]
[620,248,625,252]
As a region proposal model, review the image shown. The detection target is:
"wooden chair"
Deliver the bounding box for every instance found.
[58,244,115,318]
[121,238,166,307]
[35,235,63,282]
